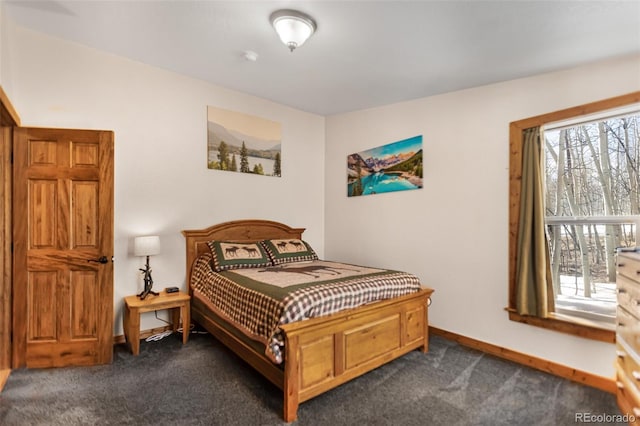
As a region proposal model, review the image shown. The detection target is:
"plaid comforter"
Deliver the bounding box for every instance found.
[191,253,422,364]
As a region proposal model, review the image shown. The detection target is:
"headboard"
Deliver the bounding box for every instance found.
[181,219,305,292]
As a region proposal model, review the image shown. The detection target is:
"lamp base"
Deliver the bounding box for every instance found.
[138,256,157,300]
[137,288,159,300]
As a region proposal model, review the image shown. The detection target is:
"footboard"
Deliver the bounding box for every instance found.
[280,287,433,422]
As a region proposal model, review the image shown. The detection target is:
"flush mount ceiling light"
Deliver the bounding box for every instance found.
[270,9,317,52]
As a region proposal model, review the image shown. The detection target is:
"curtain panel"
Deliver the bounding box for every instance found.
[515,126,554,317]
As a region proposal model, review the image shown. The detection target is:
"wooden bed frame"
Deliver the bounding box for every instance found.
[182,219,434,422]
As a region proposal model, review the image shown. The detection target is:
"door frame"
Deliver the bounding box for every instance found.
[0,86,20,390]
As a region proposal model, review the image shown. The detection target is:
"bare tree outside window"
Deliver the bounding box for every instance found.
[544,111,640,323]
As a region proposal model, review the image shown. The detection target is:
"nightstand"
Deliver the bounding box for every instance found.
[123,290,191,355]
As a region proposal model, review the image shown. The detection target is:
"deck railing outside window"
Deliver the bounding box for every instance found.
[545,216,638,323]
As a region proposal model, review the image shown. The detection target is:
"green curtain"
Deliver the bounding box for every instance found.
[515,127,554,317]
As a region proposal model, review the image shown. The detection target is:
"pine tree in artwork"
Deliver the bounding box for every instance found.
[273,152,281,177]
[351,163,364,196]
[230,154,238,172]
[217,141,230,170]
[240,141,250,173]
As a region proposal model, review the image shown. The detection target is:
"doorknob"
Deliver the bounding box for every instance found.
[88,256,109,264]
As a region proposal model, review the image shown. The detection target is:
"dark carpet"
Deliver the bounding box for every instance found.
[0,330,624,425]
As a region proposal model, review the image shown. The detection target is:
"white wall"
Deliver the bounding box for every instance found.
[325,54,640,378]
[3,23,326,335]
[0,1,6,86]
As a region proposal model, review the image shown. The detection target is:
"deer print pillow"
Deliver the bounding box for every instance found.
[207,240,273,272]
[260,239,319,265]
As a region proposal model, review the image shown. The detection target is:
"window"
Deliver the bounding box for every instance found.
[508,92,640,342]
[543,111,640,324]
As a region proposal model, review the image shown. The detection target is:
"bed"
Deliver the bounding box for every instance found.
[182,219,434,422]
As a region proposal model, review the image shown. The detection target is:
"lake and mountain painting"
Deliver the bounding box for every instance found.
[347,135,423,197]
[207,106,282,177]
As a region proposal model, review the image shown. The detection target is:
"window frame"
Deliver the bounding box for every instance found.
[508,91,640,343]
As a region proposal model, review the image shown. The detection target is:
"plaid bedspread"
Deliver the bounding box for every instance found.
[190,253,422,364]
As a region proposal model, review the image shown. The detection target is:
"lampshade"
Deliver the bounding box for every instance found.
[270,9,317,52]
[134,235,160,257]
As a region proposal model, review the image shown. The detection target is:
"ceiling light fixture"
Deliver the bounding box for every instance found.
[270,9,317,52]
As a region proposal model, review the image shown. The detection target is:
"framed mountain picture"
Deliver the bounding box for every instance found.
[347,135,423,197]
[207,106,282,177]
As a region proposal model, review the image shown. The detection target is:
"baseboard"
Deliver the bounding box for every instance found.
[429,326,616,394]
[0,369,10,392]
[113,325,173,345]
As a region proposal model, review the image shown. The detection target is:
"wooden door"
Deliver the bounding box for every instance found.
[13,127,114,368]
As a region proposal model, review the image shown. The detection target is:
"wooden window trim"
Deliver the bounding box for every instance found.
[506,309,614,343]
[508,91,640,342]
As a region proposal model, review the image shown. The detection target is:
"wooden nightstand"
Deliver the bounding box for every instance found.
[123,290,191,355]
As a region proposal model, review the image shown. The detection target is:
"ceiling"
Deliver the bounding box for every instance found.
[4,0,640,116]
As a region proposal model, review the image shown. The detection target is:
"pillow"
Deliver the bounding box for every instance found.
[206,240,273,272]
[261,238,318,265]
